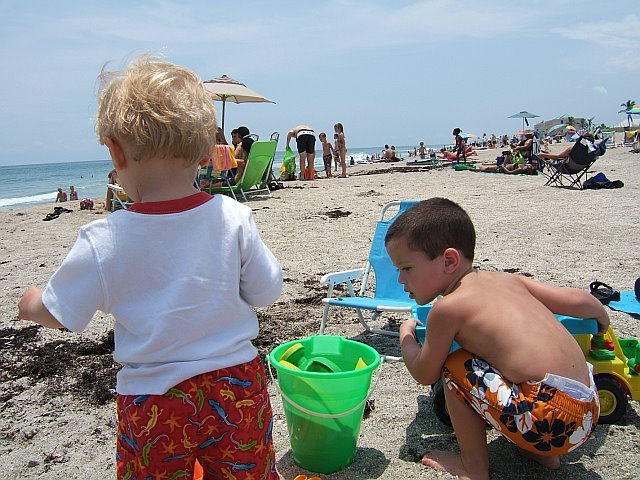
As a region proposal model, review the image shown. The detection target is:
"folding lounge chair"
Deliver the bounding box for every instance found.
[260,132,281,190]
[208,139,278,201]
[541,136,606,189]
[320,200,420,336]
[107,182,132,210]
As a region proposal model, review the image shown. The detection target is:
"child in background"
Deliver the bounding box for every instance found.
[333,133,340,172]
[69,186,78,201]
[385,198,607,480]
[18,56,283,480]
[334,122,347,178]
[319,132,334,178]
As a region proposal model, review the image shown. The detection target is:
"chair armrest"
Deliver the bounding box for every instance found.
[320,268,366,286]
[107,183,125,194]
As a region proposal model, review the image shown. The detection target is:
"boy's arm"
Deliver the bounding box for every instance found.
[18,286,64,329]
[400,307,456,385]
[516,276,610,334]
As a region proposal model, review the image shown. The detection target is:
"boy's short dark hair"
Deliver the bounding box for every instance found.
[385,198,476,261]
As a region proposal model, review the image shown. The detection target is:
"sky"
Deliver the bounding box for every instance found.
[0,0,638,166]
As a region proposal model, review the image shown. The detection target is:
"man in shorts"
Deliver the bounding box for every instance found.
[287,125,316,180]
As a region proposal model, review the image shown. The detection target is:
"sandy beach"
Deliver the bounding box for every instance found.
[1,143,639,479]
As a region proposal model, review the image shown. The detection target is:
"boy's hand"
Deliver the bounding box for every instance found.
[596,315,610,336]
[399,318,419,341]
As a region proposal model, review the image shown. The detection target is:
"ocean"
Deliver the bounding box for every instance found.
[0,144,439,210]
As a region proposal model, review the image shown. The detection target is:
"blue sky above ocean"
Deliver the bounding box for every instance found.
[0,0,638,167]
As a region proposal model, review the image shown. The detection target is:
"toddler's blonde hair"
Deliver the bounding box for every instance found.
[95,55,217,166]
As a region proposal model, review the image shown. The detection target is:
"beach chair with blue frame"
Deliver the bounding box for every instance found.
[320,200,420,336]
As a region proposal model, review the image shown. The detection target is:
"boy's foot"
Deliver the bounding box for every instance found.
[421,450,486,480]
[518,449,561,469]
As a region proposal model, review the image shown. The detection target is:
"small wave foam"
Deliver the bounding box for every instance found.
[0,191,57,208]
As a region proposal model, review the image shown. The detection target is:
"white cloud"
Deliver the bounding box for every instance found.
[552,14,640,49]
[593,85,608,95]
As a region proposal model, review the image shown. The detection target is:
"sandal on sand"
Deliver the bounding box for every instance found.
[589,281,620,305]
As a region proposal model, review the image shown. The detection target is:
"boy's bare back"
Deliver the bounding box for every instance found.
[432,270,591,386]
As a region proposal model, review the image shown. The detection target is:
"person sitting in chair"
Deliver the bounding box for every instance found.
[537,133,595,172]
[503,129,534,165]
[211,126,253,188]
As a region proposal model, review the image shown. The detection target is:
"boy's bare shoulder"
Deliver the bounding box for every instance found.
[432,270,524,316]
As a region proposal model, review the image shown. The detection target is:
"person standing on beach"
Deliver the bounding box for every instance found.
[18,56,282,480]
[319,132,334,178]
[453,128,467,162]
[104,168,118,211]
[287,125,316,180]
[418,142,427,159]
[55,187,67,202]
[334,122,347,177]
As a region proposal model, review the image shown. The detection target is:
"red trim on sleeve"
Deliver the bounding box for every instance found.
[128,192,214,214]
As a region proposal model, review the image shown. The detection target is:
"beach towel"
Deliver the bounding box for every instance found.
[607,291,640,316]
[212,144,237,171]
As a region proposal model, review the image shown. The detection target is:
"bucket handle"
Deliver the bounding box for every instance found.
[266,355,383,420]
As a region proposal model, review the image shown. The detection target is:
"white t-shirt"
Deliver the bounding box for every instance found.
[42,193,283,395]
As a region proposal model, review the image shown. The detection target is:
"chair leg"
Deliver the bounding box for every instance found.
[320,303,331,334]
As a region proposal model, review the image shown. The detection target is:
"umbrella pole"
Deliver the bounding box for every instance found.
[221,100,226,132]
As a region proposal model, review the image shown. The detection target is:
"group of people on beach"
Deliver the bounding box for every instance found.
[55,185,77,203]
[286,123,348,179]
[19,56,609,480]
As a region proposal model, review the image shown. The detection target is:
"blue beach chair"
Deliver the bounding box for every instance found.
[320,200,420,336]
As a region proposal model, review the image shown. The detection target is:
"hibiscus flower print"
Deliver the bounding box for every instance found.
[522,417,576,452]
[464,358,492,395]
[568,411,595,452]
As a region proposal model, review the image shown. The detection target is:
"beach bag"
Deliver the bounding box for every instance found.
[283,147,296,174]
[511,150,525,165]
[582,173,624,189]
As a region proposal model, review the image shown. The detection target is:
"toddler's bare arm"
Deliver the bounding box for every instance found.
[18,286,64,329]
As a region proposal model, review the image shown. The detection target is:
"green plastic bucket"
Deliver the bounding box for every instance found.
[269,335,381,474]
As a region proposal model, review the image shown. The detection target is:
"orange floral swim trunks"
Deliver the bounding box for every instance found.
[442,349,600,456]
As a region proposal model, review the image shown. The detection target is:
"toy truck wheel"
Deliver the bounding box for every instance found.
[431,379,452,427]
[595,376,628,424]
